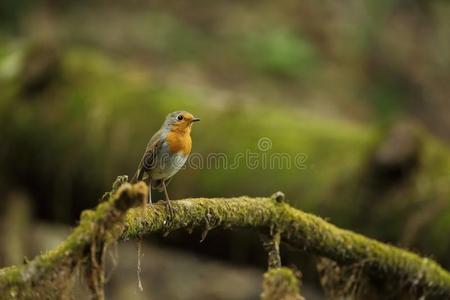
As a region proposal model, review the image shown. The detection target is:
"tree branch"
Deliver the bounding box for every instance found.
[123,196,450,297]
[0,179,449,298]
[0,178,147,299]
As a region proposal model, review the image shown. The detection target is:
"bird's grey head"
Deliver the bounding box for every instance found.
[162,111,200,128]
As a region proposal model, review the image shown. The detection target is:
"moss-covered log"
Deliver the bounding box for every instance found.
[123,196,450,298]
[0,178,147,299]
[1,181,450,298]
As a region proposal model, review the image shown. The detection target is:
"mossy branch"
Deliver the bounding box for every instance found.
[123,195,450,297]
[0,179,450,298]
[0,177,147,299]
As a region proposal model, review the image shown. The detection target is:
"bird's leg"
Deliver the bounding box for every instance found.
[162,180,174,217]
[147,182,152,205]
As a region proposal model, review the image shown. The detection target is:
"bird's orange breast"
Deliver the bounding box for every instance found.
[166,130,192,156]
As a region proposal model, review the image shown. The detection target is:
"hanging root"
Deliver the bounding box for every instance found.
[260,226,304,300]
[137,238,144,292]
[82,176,146,300]
[84,226,107,300]
[261,231,282,269]
[317,257,366,299]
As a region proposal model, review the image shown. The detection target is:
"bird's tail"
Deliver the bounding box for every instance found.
[130,167,143,183]
[130,154,146,183]
[130,170,138,183]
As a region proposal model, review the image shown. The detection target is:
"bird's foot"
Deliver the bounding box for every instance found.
[165,199,175,219]
[147,185,153,206]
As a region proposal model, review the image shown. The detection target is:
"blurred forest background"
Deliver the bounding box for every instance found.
[0,0,449,299]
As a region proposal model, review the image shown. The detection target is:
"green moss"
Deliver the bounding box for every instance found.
[261,267,303,300]
[1,182,449,298]
[122,196,450,297]
[0,179,147,299]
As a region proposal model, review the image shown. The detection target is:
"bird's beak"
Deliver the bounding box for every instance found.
[191,118,200,123]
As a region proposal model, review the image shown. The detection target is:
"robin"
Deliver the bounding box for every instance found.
[131,111,200,215]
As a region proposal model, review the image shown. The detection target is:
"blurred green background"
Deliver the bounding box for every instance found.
[0,1,449,299]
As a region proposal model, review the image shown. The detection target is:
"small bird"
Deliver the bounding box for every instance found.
[131,111,200,215]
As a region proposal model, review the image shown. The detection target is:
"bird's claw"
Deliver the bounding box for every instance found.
[165,199,175,219]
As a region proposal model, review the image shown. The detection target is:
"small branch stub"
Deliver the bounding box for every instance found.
[271,191,285,203]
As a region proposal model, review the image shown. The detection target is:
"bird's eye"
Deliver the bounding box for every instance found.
[177,115,184,121]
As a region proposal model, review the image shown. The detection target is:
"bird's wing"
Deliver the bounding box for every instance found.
[131,129,164,183]
[144,128,165,155]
